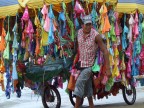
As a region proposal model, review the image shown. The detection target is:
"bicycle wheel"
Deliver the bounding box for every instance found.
[122,84,136,105]
[69,90,84,107]
[42,85,61,108]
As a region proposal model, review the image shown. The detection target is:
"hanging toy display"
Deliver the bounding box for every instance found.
[91,2,98,30]
[0,19,6,91]
[74,0,85,30]
[2,16,12,99]
[11,14,21,98]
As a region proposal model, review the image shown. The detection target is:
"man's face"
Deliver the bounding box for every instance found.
[83,23,92,34]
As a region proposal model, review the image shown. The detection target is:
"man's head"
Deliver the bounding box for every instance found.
[83,15,92,34]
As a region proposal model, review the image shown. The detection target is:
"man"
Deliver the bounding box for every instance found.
[73,15,111,108]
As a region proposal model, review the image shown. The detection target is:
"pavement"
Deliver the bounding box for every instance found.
[79,87,144,108]
[0,83,144,108]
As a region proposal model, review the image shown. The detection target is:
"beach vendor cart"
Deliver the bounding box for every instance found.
[1,0,144,108]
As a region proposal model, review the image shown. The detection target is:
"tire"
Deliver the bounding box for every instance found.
[42,85,61,108]
[122,85,136,105]
[69,90,84,107]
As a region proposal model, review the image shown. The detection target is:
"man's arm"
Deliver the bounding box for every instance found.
[95,34,111,77]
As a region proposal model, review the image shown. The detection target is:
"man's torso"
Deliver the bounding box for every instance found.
[77,28,99,67]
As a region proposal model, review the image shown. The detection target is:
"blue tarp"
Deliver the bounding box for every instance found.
[118,0,144,5]
[0,0,19,7]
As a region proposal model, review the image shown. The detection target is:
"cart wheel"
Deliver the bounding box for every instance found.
[42,85,61,108]
[69,90,84,107]
[122,84,136,105]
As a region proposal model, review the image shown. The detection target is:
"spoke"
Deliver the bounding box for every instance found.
[45,90,58,107]
[125,89,134,102]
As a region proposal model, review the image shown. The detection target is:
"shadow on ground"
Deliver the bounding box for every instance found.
[81,102,144,108]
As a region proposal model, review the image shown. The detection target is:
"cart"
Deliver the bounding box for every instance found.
[19,57,72,108]
[68,74,136,107]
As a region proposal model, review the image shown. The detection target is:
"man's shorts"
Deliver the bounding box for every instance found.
[73,67,93,98]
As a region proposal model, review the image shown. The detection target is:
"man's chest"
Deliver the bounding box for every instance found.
[78,35,96,49]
